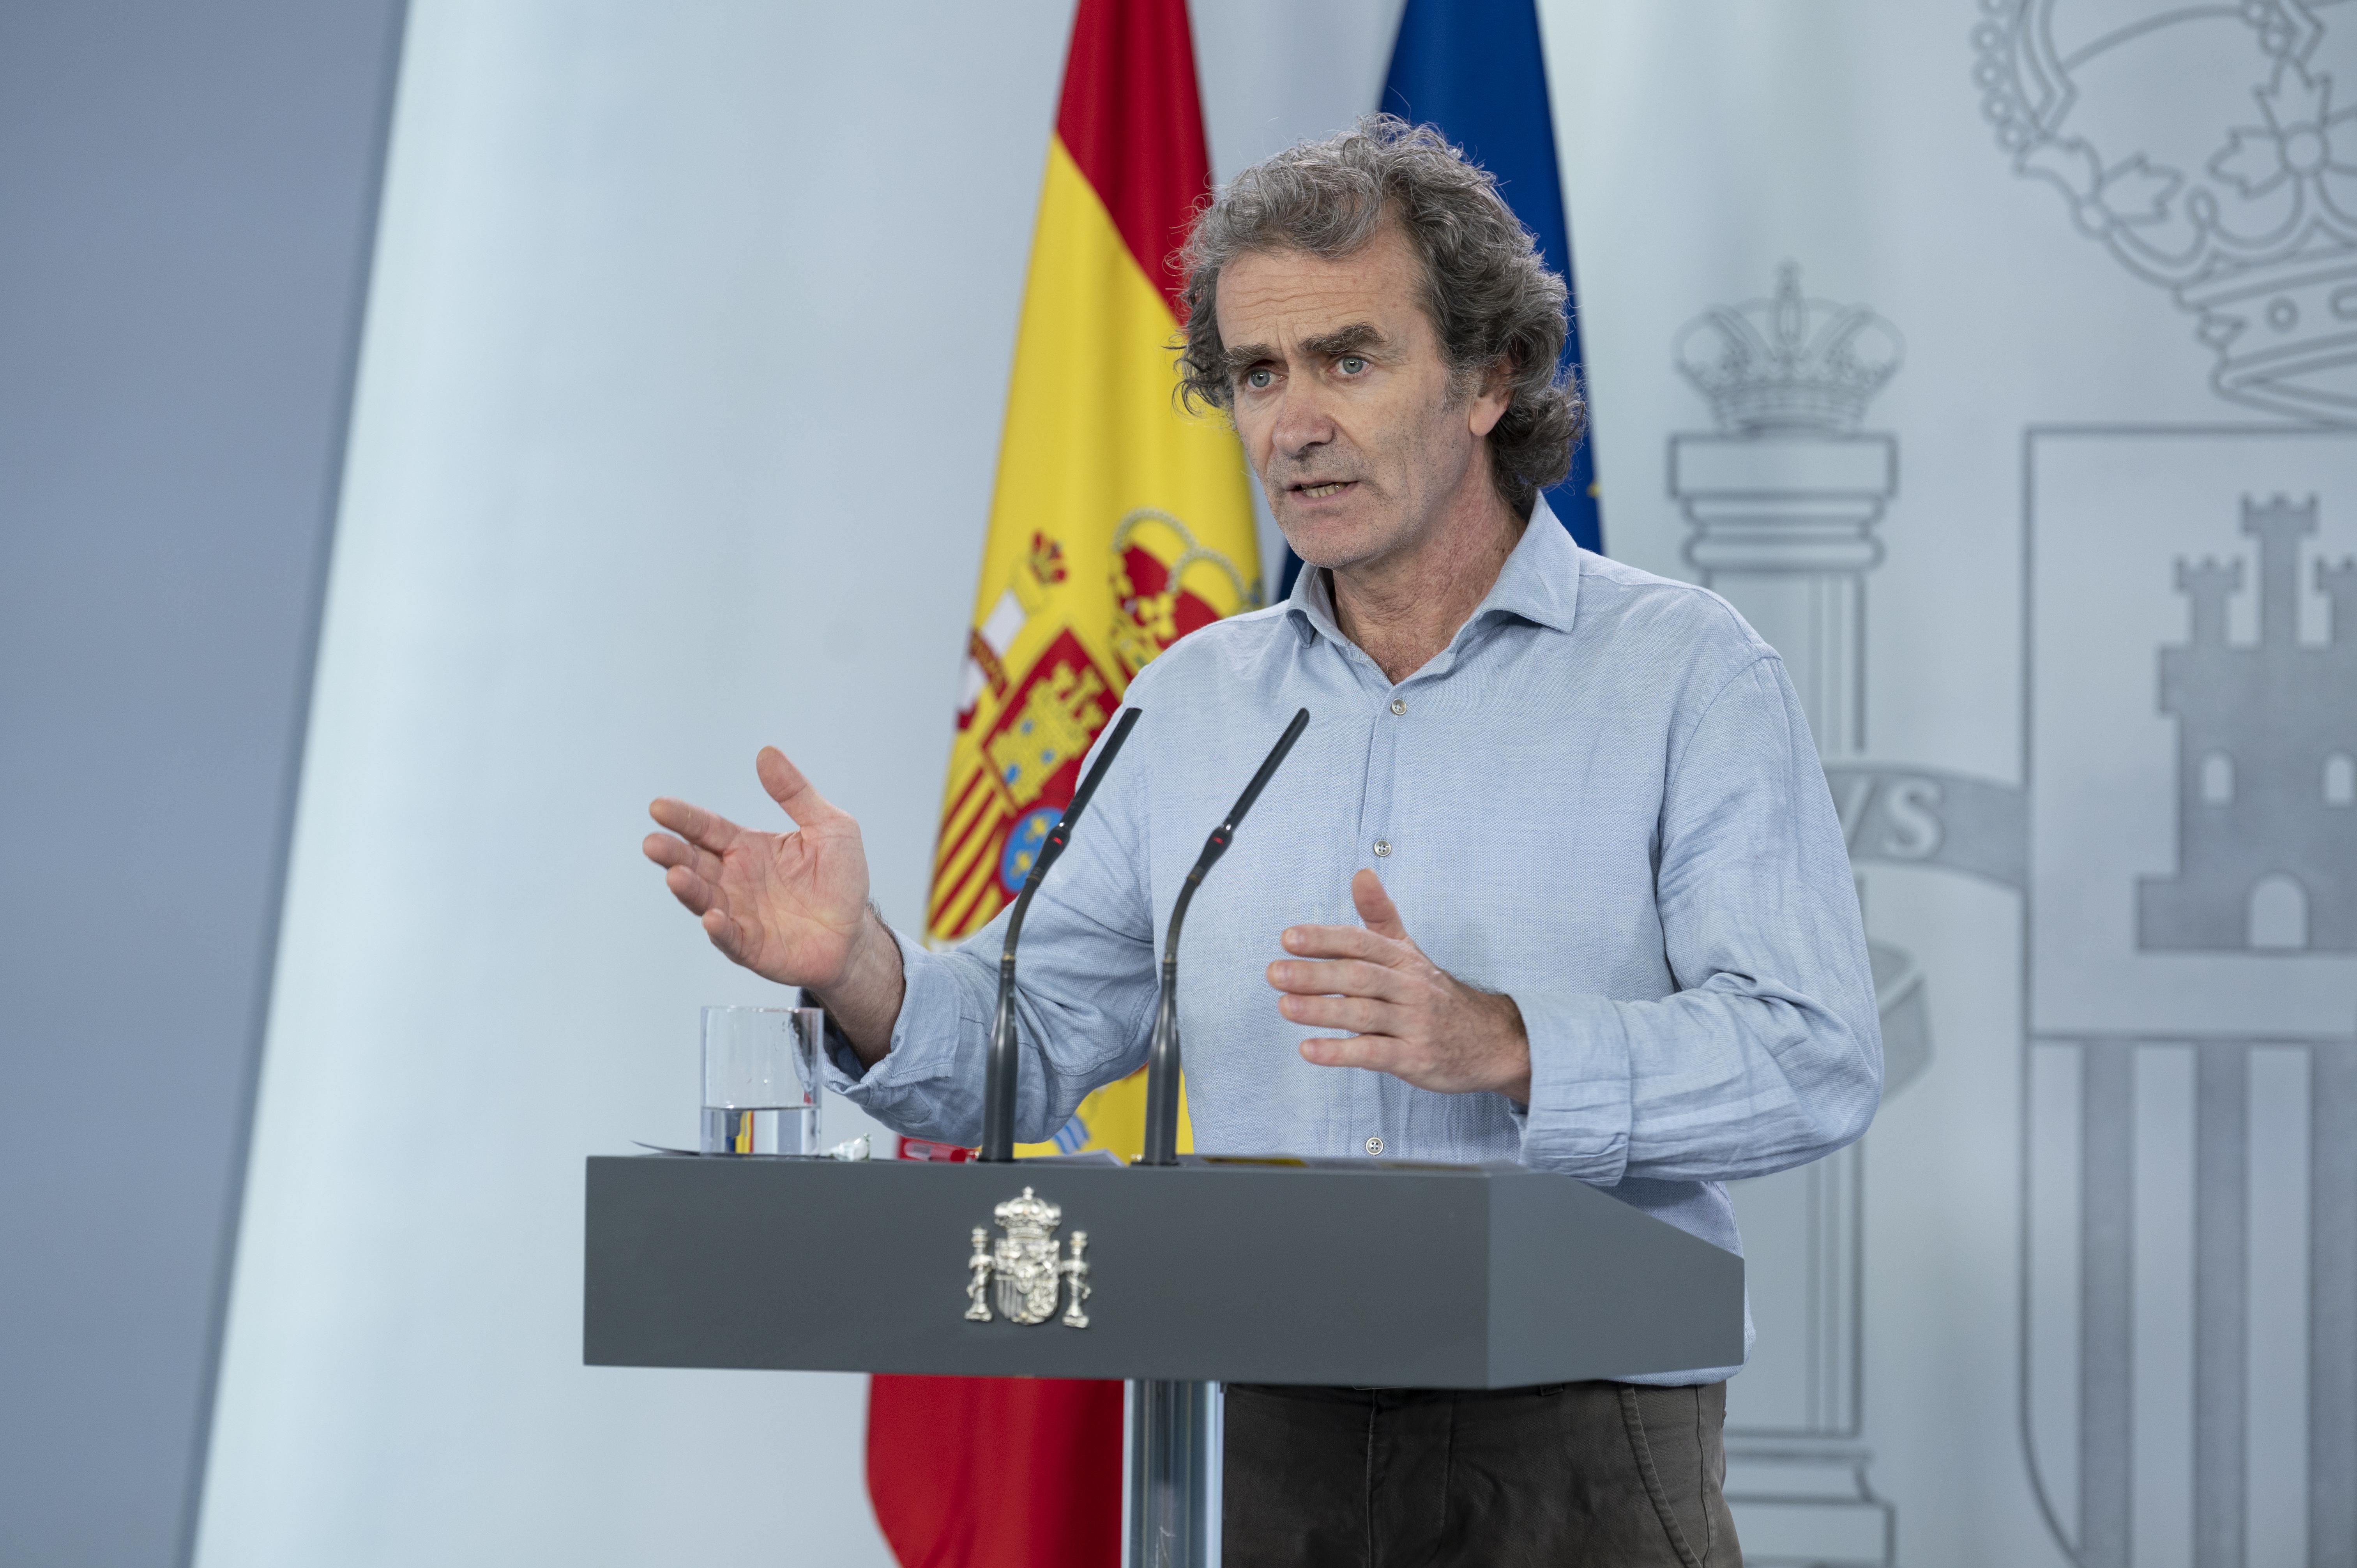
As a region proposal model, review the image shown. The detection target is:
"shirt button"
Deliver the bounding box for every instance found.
[1389,697,1407,716]
[1373,838,1392,857]
[1365,1135,1385,1156]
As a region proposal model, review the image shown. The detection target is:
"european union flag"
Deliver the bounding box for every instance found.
[1279,0,1601,598]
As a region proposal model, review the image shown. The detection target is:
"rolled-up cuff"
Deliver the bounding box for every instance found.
[819,927,984,1130]
[1515,991,1633,1184]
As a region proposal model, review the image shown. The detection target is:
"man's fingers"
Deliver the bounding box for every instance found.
[1280,922,1398,963]
[643,832,723,883]
[701,907,748,964]
[1277,992,1393,1036]
[755,746,845,827]
[1350,868,1408,941]
[665,864,719,915]
[649,796,742,854]
[1280,874,1415,967]
[1265,957,1409,1002]
[1298,1034,1401,1073]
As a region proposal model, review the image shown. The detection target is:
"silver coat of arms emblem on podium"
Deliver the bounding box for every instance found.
[963,1186,1092,1328]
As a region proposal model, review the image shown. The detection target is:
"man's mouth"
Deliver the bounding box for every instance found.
[1292,480,1355,500]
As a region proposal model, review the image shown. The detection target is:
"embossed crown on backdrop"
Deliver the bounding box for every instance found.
[1675,263,1903,434]
[1977,0,2357,425]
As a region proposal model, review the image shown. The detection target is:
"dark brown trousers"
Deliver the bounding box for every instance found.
[1222,1380,1739,1567]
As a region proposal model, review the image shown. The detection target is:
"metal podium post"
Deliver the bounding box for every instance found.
[1127,1378,1220,1567]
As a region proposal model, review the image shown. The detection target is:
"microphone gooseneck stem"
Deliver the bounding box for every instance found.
[1140,708,1309,1167]
[980,707,1142,1163]
[1139,952,1186,1166]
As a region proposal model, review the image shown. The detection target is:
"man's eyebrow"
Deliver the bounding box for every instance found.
[1300,322,1386,358]
[1221,341,1277,377]
[1221,322,1391,380]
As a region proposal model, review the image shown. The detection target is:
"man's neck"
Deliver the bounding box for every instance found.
[1328,485,1527,685]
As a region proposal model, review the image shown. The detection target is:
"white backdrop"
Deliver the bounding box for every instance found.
[200,3,2357,1565]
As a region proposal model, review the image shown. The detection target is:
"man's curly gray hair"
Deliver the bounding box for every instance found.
[1176,116,1582,519]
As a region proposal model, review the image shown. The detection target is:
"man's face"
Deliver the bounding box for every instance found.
[1215,220,1508,573]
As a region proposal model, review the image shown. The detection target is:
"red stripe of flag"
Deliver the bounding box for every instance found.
[1053,0,1214,317]
[867,1377,1123,1567]
[933,771,989,865]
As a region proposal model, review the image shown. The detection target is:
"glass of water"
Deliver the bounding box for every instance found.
[701,1004,823,1155]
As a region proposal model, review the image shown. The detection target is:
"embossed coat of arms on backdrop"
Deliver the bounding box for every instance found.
[1973,6,2357,1564]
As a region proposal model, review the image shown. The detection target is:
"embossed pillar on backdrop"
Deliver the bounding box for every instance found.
[1670,264,1914,1567]
[1671,266,1895,759]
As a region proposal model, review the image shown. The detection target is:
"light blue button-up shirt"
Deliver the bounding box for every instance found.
[830,502,1883,1381]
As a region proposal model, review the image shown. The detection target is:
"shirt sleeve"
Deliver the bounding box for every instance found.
[1517,653,1885,1184]
[820,711,1162,1147]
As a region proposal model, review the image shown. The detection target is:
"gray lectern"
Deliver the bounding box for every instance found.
[606,705,1744,1563]
[583,1151,1744,1566]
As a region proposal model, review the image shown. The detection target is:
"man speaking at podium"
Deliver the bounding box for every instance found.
[645,120,1881,1566]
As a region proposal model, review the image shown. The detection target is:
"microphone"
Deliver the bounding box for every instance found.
[978,706,1143,1163]
[1139,707,1311,1167]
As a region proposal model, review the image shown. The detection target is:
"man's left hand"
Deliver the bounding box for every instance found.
[1269,869,1531,1102]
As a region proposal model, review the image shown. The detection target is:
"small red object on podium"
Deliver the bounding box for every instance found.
[896,1137,978,1164]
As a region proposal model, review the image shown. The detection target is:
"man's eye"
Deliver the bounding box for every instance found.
[1338,356,1367,375]
[1245,368,1273,389]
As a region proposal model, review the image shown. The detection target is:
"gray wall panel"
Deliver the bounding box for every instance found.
[0,4,405,1563]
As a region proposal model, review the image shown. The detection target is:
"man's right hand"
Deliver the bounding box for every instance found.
[642,747,903,1063]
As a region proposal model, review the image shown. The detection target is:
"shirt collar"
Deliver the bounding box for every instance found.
[1283,494,1583,649]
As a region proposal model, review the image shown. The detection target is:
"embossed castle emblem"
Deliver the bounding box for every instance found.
[2140,495,2357,951]
[2020,431,2357,1568]
[962,1186,1092,1328]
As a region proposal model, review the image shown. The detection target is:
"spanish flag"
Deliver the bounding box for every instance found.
[867,1,1253,1563]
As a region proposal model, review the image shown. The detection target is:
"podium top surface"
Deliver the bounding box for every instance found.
[584,1154,1744,1388]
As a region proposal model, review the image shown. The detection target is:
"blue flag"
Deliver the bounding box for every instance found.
[1279,0,1601,598]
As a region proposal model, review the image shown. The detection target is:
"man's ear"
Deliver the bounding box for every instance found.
[1466,357,1513,438]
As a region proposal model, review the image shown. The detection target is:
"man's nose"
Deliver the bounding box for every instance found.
[1268,376,1337,459]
